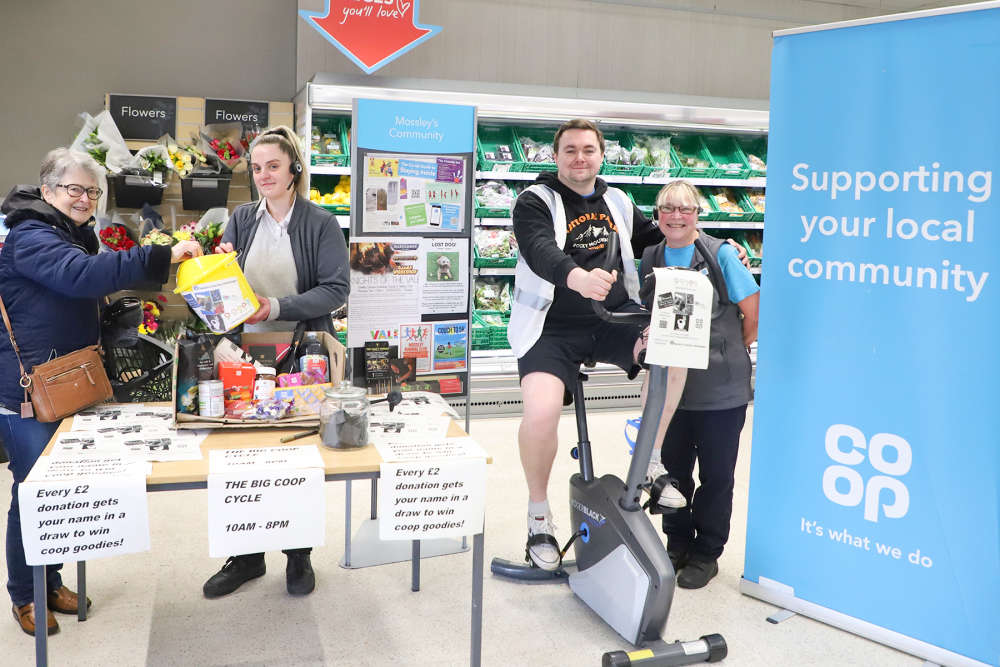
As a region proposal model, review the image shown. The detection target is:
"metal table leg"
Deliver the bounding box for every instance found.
[470,532,484,667]
[33,564,47,666]
[411,540,420,592]
[344,480,352,567]
[77,561,87,621]
[370,478,377,520]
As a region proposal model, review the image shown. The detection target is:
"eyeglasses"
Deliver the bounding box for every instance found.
[657,204,699,215]
[56,183,103,200]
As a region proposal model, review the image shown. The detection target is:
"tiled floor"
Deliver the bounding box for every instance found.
[1,407,923,666]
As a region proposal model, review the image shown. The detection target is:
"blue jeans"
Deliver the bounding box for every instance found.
[1,413,62,606]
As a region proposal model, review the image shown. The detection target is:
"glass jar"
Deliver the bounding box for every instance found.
[319,381,369,449]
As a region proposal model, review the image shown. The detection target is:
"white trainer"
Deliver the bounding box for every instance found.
[526,513,561,571]
[647,461,687,509]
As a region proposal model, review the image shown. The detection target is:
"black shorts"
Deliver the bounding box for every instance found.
[517,306,645,405]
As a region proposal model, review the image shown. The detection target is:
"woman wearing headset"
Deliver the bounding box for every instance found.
[202,126,349,599]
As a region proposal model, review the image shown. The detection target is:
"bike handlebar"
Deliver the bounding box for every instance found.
[590,233,651,326]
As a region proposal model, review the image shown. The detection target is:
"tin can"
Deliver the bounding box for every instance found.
[198,380,224,417]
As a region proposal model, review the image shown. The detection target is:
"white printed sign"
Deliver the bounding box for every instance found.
[19,474,150,565]
[379,458,486,541]
[368,415,452,448]
[645,267,714,369]
[29,454,148,481]
[375,435,488,464]
[208,446,324,474]
[207,468,325,557]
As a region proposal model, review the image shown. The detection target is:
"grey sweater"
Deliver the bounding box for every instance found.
[221,196,349,334]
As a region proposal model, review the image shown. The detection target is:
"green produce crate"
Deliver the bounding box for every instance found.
[737,231,762,267]
[311,116,349,166]
[477,125,523,173]
[702,135,750,179]
[471,312,491,350]
[624,185,716,222]
[704,187,754,222]
[473,242,518,269]
[631,132,676,177]
[320,203,350,216]
[513,127,558,173]
[744,188,765,222]
[475,310,511,350]
[474,182,519,218]
[600,131,645,176]
[335,330,347,346]
[475,206,511,218]
[670,135,715,178]
[734,135,767,178]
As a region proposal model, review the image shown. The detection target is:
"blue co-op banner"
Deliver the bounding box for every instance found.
[744,6,1000,667]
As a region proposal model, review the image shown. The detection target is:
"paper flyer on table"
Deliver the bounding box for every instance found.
[375,436,488,464]
[645,267,713,369]
[28,454,149,482]
[370,391,459,419]
[49,432,125,457]
[368,415,453,448]
[120,431,206,462]
[71,404,174,431]
[208,445,324,474]
[361,154,466,234]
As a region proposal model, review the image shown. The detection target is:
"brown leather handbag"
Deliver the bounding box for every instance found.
[0,296,113,422]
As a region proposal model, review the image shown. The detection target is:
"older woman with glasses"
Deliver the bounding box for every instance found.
[637,180,759,590]
[0,148,202,637]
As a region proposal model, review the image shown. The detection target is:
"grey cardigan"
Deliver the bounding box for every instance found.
[221,196,349,334]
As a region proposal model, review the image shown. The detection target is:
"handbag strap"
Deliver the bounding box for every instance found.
[0,295,32,409]
[0,295,28,381]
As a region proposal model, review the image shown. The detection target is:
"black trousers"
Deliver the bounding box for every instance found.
[660,405,747,561]
[237,548,312,563]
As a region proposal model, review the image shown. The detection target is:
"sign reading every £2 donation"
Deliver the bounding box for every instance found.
[19,455,150,566]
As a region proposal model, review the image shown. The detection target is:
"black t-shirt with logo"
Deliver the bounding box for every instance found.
[512,172,663,329]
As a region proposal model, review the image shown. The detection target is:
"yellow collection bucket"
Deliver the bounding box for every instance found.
[174,253,260,333]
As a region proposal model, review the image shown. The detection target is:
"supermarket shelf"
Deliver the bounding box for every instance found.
[643,176,767,187]
[477,170,537,181]
[699,221,764,230]
[476,267,515,276]
[475,217,513,226]
[311,165,351,175]
[477,171,766,188]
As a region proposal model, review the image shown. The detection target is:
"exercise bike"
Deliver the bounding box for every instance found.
[491,235,726,666]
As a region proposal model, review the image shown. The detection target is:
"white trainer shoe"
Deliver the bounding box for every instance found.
[647,461,687,509]
[526,513,561,571]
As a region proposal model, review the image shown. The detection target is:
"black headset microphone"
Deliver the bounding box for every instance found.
[287,159,303,190]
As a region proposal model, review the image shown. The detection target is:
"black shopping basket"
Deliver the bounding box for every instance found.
[104,334,174,403]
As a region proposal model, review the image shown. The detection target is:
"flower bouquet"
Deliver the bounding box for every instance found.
[99,223,136,251]
[198,122,245,172]
[70,111,132,174]
[138,299,162,336]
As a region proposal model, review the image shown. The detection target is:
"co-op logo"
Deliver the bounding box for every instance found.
[823,424,911,522]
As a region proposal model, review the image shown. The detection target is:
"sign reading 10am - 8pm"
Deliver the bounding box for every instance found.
[204,99,269,128]
[108,94,177,140]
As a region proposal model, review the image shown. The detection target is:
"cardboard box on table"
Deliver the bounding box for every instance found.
[171,331,346,429]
